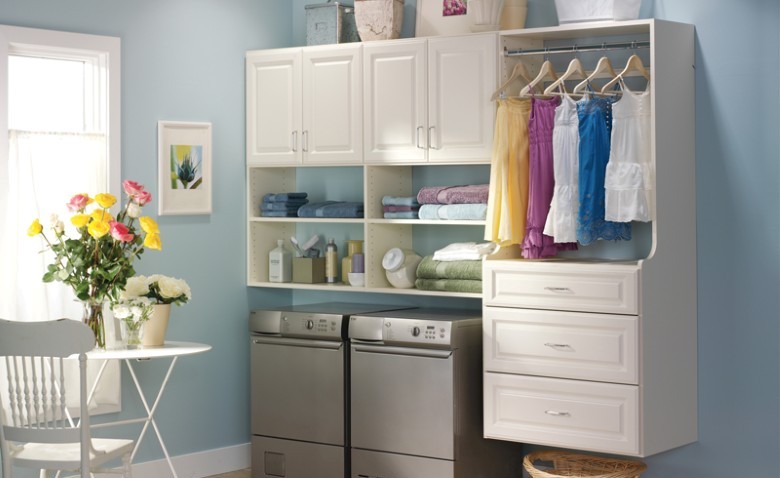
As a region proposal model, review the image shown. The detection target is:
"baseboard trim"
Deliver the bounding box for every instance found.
[94,442,251,478]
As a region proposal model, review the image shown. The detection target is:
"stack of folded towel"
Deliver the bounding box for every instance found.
[261,192,308,217]
[297,201,364,218]
[382,195,420,219]
[416,184,489,220]
[414,242,498,294]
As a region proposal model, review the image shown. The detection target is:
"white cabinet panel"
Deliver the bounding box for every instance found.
[484,307,639,384]
[484,373,640,455]
[484,261,639,315]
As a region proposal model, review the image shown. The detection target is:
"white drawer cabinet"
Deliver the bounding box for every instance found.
[484,307,639,384]
[484,261,639,315]
[484,373,640,455]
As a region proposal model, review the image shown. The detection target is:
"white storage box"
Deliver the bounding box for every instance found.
[553,0,641,24]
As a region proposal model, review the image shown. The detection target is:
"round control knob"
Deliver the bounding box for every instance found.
[412,326,421,337]
[305,320,314,330]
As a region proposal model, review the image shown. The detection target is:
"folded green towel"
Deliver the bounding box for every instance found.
[416,256,482,280]
[414,278,482,294]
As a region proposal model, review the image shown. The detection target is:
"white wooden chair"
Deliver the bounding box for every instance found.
[0,318,134,478]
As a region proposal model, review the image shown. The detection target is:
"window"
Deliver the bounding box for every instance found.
[0,25,121,414]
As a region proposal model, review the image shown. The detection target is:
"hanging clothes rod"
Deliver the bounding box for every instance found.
[504,40,650,57]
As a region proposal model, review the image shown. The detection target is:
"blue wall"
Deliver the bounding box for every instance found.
[2,0,779,476]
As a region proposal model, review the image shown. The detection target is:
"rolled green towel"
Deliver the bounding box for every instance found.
[416,255,482,280]
[414,278,482,294]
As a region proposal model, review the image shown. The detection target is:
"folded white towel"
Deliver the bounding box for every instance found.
[432,242,498,261]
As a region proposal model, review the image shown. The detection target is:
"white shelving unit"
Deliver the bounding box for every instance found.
[482,19,697,457]
[246,33,497,297]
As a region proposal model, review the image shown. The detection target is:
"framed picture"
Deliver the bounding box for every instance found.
[157,121,212,215]
[416,0,473,37]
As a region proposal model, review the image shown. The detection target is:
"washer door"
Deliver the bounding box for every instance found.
[350,344,455,459]
[251,336,345,445]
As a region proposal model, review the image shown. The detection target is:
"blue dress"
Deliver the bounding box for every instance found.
[576,93,632,245]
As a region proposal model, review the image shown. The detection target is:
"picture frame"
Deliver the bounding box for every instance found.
[157,121,212,215]
[415,0,474,37]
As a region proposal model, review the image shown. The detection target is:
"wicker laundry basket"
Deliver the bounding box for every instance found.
[523,451,647,478]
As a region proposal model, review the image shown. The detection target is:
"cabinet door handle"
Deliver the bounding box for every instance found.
[416,126,425,149]
[544,342,573,350]
[545,410,571,417]
[302,130,309,152]
[544,286,572,293]
[291,131,298,152]
[428,126,437,150]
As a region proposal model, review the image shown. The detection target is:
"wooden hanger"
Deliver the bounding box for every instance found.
[543,57,586,96]
[490,61,536,101]
[572,56,616,95]
[600,54,650,93]
[519,60,558,97]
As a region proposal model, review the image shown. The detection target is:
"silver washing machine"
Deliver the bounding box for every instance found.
[348,308,522,478]
[249,302,412,478]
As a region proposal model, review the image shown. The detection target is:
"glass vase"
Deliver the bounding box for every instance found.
[81,300,106,349]
[120,319,145,348]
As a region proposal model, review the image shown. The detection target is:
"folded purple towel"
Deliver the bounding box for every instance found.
[383,205,420,212]
[416,184,489,205]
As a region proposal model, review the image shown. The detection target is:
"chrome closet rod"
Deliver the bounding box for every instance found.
[504,40,650,57]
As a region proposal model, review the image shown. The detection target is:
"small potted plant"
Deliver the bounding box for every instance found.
[120,274,191,346]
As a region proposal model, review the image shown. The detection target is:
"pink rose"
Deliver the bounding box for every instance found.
[109,221,134,243]
[123,180,145,197]
[133,190,152,206]
[66,194,90,212]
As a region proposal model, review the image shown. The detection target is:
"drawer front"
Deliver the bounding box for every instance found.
[484,261,639,314]
[484,373,640,455]
[484,307,639,384]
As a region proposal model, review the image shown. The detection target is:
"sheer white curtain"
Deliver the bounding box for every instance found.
[0,130,120,410]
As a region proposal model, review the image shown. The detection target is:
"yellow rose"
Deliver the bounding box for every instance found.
[139,216,159,234]
[94,193,117,209]
[90,209,114,223]
[88,220,110,238]
[144,232,162,250]
[27,218,42,236]
[71,214,91,228]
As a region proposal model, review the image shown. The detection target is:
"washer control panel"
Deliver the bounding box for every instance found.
[382,318,453,347]
[279,312,343,340]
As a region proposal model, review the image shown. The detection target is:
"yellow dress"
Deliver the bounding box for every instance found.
[484,98,531,246]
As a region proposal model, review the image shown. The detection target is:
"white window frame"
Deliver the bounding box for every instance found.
[0,24,121,415]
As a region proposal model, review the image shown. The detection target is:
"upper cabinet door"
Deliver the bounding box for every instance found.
[427,34,496,163]
[363,39,427,164]
[246,49,303,166]
[302,44,363,165]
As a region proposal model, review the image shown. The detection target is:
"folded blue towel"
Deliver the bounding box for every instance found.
[261,210,298,217]
[261,202,305,212]
[382,195,419,207]
[383,211,419,219]
[263,192,308,202]
[298,201,364,218]
[418,204,487,220]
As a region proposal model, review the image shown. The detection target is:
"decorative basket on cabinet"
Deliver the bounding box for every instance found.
[523,451,647,478]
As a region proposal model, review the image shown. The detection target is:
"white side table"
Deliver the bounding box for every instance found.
[85,342,212,477]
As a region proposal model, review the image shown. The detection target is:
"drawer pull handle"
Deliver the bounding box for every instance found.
[545,410,571,417]
[544,342,573,350]
[544,286,572,293]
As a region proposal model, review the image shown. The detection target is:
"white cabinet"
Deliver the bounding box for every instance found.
[246,43,362,166]
[483,19,697,458]
[363,34,497,164]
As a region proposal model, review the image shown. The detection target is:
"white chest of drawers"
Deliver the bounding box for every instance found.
[482,260,696,457]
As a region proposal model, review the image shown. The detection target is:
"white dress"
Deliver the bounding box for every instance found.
[604,79,653,222]
[543,93,580,243]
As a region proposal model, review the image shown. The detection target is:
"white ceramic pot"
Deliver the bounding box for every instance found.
[469,0,505,32]
[355,0,404,41]
[142,303,171,347]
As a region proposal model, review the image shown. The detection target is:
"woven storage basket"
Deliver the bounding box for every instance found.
[523,451,647,478]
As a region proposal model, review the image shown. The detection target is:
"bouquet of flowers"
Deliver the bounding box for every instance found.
[121,275,192,306]
[27,180,161,348]
[111,297,154,346]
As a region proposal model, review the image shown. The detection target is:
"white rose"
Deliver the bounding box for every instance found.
[157,276,187,300]
[121,276,150,300]
[112,305,131,319]
[127,202,142,218]
[48,214,64,234]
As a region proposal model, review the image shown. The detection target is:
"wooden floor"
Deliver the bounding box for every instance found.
[207,470,250,478]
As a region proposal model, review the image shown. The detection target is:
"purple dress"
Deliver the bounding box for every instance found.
[522,96,578,259]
